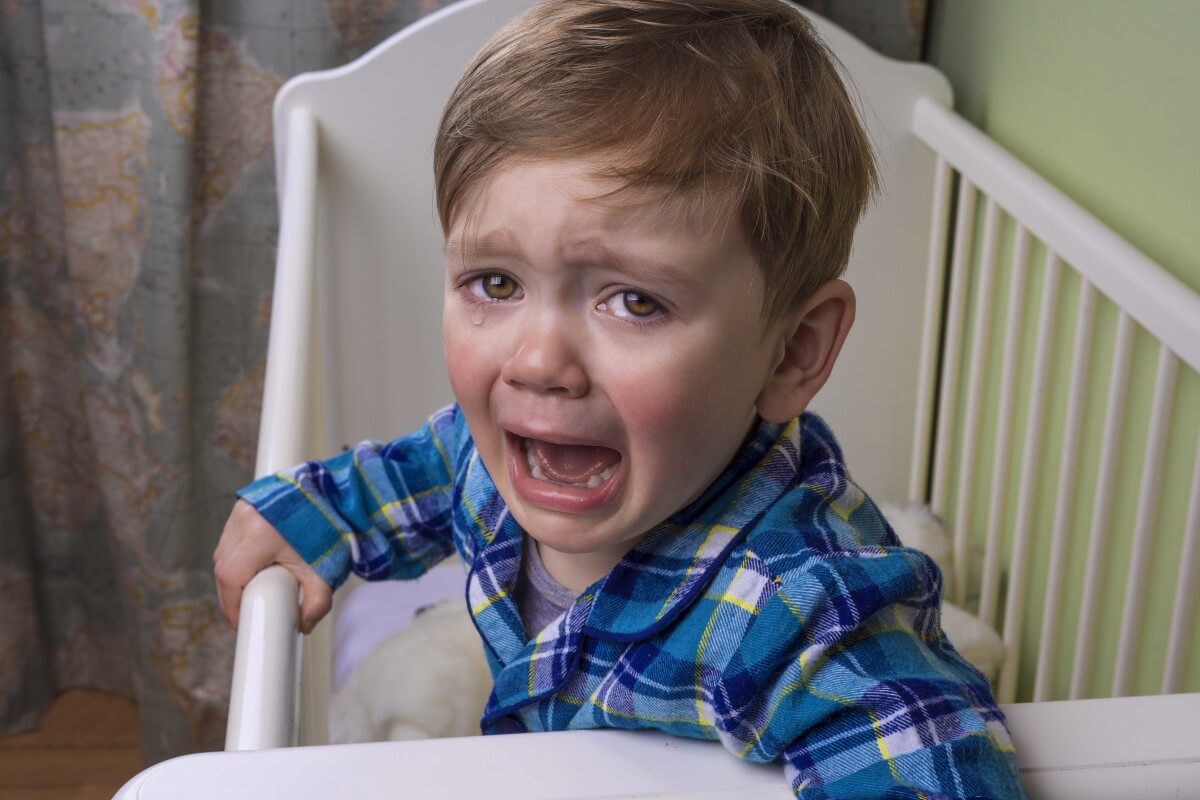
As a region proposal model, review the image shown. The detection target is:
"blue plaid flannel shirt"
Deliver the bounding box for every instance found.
[238,404,1025,799]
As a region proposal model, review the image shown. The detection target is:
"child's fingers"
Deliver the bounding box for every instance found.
[296,569,333,634]
[213,505,292,629]
[212,500,331,633]
[214,553,251,629]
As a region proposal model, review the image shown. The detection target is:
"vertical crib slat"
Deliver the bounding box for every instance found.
[1162,434,1200,694]
[1111,345,1180,696]
[978,225,1031,629]
[932,178,978,532]
[910,158,955,502]
[1070,311,1136,699]
[1034,279,1097,701]
[949,198,1002,608]
[996,249,1060,704]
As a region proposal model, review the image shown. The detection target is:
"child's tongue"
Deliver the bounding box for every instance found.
[528,438,620,484]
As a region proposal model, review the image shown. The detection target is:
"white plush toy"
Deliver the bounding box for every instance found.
[332,503,1006,743]
[330,598,492,743]
[878,502,1007,683]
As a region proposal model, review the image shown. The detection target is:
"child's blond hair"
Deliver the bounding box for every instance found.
[434,0,877,320]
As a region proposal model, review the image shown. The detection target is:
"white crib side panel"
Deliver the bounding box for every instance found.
[912,98,1200,702]
[1003,694,1200,799]
[130,695,1200,800]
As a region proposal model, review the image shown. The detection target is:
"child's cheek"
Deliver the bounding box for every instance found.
[605,357,714,456]
[605,337,764,497]
[442,322,492,407]
[607,334,737,425]
[442,325,509,483]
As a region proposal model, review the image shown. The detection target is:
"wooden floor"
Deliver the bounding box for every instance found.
[0,690,142,800]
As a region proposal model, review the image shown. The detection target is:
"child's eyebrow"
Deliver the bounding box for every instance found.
[444,231,696,288]
[443,228,522,263]
[564,239,696,288]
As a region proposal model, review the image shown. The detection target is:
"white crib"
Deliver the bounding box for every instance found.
[117,0,1200,796]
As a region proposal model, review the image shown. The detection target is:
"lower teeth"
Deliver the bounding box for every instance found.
[525,444,617,488]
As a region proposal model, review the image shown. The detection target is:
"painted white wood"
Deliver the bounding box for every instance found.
[979,224,1029,629]
[914,58,1200,707]
[225,566,300,751]
[1162,434,1200,694]
[123,729,791,800]
[1004,693,1200,767]
[1033,278,1095,702]
[931,177,977,528]
[1003,694,1200,799]
[998,249,1060,704]
[910,156,954,502]
[297,615,333,745]
[794,14,953,507]
[954,198,1002,616]
[913,99,1200,375]
[254,106,320,479]
[225,105,320,751]
[1070,311,1135,699]
[122,696,1200,800]
[1112,346,1180,697]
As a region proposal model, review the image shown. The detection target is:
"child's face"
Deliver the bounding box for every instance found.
[443,158,783,570]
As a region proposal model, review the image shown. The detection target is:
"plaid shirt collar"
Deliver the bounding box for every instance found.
[463,415,804,722]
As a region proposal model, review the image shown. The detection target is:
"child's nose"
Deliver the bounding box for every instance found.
[501,313,589,398]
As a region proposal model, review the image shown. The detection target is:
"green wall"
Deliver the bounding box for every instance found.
[924,1,1199,701]
[927,0,1199,292]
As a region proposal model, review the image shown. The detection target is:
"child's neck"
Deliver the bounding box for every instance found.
[534,537,640,595]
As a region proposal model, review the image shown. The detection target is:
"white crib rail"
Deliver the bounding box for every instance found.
[911,100,1200,370]
[226,565,299,750]
[910,98,1200,704]
[224,106,320,751]
[136,694,1200,799]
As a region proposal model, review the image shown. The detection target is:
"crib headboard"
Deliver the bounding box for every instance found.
[266,0,950,507]
[238,0,1200,750]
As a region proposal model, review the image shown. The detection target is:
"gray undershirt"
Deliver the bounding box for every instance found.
[515,535,577,638]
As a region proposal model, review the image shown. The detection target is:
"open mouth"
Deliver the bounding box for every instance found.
[505,431,624,513]
[521,436,621,489]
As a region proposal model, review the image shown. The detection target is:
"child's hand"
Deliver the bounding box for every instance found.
[213,499,333,634]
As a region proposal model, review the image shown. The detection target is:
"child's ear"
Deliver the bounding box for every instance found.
[755,279,855,424]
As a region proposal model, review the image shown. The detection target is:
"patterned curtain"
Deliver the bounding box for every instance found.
[0,0,925,765]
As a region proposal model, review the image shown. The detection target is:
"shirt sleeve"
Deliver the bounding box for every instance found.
[234,404,466,591]
[716,548,1026,799]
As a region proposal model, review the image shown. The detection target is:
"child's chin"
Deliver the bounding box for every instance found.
[524,528,607,555]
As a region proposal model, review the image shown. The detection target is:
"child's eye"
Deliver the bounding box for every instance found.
[599,289,663,320]
[468,273,521,301]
